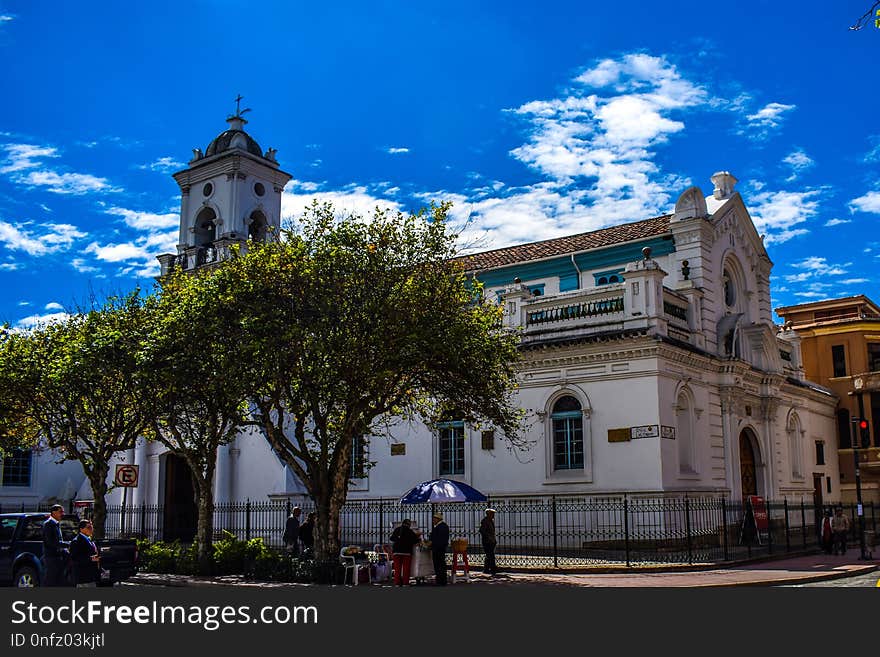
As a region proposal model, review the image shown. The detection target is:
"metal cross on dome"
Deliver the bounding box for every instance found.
[233,94,251,118]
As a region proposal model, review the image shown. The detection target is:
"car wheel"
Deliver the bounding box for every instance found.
[15,566,39,588]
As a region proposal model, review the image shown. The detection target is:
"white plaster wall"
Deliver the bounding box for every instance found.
[0,450,85,508]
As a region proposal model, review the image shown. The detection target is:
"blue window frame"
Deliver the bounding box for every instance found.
[552,397,584,470]
[1,449,32,487]
[439,421,465,476]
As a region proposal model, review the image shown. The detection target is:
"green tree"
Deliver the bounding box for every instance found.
[143,266,251,572]
[0,293,154,537]
[224,201,524,563]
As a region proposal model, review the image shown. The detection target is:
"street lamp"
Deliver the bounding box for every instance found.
[849,377,868,560]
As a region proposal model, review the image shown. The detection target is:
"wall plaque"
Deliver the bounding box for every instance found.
[481,430,495,450]
[630,425,659,439]
[390,443,406,456]
[608,428,631,443]
[661,426,676,440]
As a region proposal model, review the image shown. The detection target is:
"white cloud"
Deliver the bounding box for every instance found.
[1,142,120,195]
[0,221,86,256]
[0,144,60,173]
[748,189,819,243]
[746,102,796,128]
[824,218,851,227]
[84,241,150,263]
[0,262,18,271]
[850,191,880,214]
[784,257,852,284]
[793,291,830,299]
[0,15,14,24]
[386,147,410,155]
[17,301,30,306]
[104,206,178,231]
[782,149,814,181]
[138,156,184,173]
[15,312,69,329]
[281,182,403,222]
[44,302,63,311]
[71,258,100,274]
[19,170,119,195]
[838,278,869,285]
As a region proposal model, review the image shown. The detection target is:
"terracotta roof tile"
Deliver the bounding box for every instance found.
[456,214,672,273]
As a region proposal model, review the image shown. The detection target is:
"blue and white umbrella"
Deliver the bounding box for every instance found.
[399,478,487,504]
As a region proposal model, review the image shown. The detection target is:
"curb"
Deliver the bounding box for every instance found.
[704,563,878,587]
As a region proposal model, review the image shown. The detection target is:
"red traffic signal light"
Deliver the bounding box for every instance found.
[859,419,869,430]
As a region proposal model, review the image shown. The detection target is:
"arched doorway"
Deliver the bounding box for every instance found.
[739,429,760,499]
[162,454,197,542]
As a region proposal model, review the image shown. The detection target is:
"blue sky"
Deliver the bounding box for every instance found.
[0,1,878,328]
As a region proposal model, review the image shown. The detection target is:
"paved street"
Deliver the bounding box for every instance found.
[125,552,878,588]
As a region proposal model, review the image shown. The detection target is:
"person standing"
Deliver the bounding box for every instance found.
[69,520,100,587]
[389,518,420,586]
[831,507,851,555]
[299,512,316,556]
[479,508,498,575]
[283,506,302,556]
[41,504,70,587]
[429,512,449,586]
[820,509,834,555]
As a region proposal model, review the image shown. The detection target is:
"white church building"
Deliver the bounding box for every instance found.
[3,114,840,523]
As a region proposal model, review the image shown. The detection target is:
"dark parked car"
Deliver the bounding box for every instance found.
[0,513,138,587]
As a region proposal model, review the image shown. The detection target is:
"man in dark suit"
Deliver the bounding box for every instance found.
[429,512,449,586]
[41,504,70,587]
[282,506,302,556]
[69,520,100,587]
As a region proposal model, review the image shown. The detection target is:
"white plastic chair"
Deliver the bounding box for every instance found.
[340,547,371,586]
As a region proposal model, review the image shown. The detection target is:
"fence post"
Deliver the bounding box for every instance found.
[784,499,790,552]
[140,502,146,538]
[800,499,806,550]
[624,494,630,568]
[721,498,729,561]
[551,495,558,569]
[379,499,384,547]
[685,497,693,565]
[246,499,251,542]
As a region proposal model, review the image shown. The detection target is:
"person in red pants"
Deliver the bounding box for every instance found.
[390,519,420,586]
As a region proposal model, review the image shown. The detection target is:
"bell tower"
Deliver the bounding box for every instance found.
[157,98,293,275]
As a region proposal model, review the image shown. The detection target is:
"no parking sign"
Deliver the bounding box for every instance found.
[114,464,139,487]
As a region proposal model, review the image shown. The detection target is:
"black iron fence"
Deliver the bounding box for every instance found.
[3,496,875,568]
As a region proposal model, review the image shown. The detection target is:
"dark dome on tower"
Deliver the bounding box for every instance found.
[205,127,263,158]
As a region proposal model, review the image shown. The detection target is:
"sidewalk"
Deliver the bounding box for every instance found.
[127,552,878,588]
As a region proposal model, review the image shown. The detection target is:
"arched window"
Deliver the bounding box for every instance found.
[194,207,217,247]
[248,210,268,243]
[723,269,736,308]
[597,277,608,285]
[837,408,851,449]
[552,396,584,470]
[788,413,803,480]
[608,275,620,283]
[677,393,695,474]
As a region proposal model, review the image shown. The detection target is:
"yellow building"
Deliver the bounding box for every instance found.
[776,296,880,505]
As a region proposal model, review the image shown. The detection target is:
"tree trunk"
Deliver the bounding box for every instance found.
[195,487,215,574]
[190,456,216,575]
[313,491,343,564]
[88,469,110,540]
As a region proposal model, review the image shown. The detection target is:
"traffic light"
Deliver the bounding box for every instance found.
[859,418,871,449]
